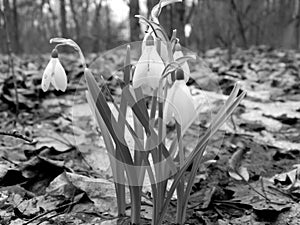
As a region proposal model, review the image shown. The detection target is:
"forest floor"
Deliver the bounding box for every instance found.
[0,45,299,225]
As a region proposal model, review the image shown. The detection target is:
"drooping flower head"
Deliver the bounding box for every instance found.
[173,43,190,83]
[163,69,196,131]
[132,34,165,90]
[41,49,67,92]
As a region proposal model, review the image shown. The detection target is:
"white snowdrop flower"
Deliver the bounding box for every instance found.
[42,49,67,92]
[132,35,165,90]
[163,69,196,130]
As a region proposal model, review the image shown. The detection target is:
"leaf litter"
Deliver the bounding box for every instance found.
[0,46,300,224]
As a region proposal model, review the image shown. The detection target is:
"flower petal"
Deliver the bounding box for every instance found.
[50,75,58,91]
[132,58,149,89]
[132,46,165,89]
[163,85,176,124]
[53,59,67,92]
[41,58,56,92]
[147,47,165,89]
[163,80,196,129]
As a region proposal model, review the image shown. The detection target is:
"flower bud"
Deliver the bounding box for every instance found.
[175,69,185,80]
[173,43,190,82]
[51,49,58,58]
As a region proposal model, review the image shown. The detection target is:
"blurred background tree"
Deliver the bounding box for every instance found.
[1,0,300,54]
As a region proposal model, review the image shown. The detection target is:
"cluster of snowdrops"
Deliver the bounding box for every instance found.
[41,1,245,224]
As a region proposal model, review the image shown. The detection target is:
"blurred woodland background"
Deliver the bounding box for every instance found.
[1,0,300,54]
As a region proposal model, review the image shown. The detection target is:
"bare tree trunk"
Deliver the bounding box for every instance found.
[105,0,111,49]
[38,0,49,43]
[0,6,19,117]
[294,0,300,49]
[59,0,68,37]
[92,0,103,52]
[45,0,59,36]
[230,0,247,48]
[81,0,90,35]
[173,1,185,44]
[3,0,21,53]
[69,0,80,40]
[147,0,156,18]
[185,0,196,24]
[12,0,21,53]
[129,0,140,41]
[3,0,12,52]
[160,1,185,42]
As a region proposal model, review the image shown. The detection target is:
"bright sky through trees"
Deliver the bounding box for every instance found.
[108,0,148,22]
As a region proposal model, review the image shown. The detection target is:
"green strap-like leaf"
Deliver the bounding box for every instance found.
[156,89,246,225]
[124,45,131,85]
[85,69,134,166]
[123,86,151,135]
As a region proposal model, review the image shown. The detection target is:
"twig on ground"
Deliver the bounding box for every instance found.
[0,130,33,142]
[260,176,269,203]
[230,114,237,131]
[23,200,79,225]
[1,156,19,166]
[236,170,270,202]
[36,211,65,225]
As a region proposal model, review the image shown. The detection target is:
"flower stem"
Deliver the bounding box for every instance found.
[130,185,141,225]
[175,121,185,224]
[115,151,126,216]
[115,182,126,216]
